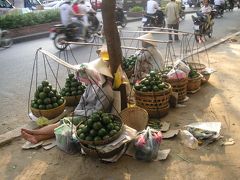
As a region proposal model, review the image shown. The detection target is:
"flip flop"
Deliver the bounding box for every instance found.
[22,141,43,150]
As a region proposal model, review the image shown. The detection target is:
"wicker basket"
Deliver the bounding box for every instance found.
[77,114,123,146]
[81,142,126,159]
[201,73,211,84]
[166,77,188,103]
[187,73,202,92]
[134,83,172,118]
[64,95,81,106]
[188,62,206,72]
[31,100,66,119]
[120,106,148,131]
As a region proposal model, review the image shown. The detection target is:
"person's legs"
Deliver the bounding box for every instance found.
[21,131,55,144]
[21,122,60,135]
[167,24,173,40]
[21,123,60,144]
[173,23,179,41]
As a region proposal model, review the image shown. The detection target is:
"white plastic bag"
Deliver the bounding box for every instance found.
[180,130,198,149]
[54,122,80,154]
[134,127,162,161]
[173,60,190,76]
[167,69,187,80]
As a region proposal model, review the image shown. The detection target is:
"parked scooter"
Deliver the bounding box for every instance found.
[0,29,13,48]
[191,10,216,43]
[142,10,165,30]
[115,7,127,27]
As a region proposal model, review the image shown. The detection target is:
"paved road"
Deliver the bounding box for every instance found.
[0,9,239,134]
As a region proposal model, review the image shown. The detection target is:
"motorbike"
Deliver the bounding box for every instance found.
[180,4,186,20]
[214,4,225,17]
[50,12,101,51]
[87,11,101,32]
[224,0,234,11]
[191,10,216,43]
[0,29,13,48]
[115,7,127,28]
[142,10,166,30]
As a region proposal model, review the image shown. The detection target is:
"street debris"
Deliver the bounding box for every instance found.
[176,154,191,163]
[180,130,199,149]
[163,130,179,139]
[221,138,235,146]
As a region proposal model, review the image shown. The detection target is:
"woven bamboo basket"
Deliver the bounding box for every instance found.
[166,77,188,103]
[120,106,148,131]
[81,142,126,159]
[31,100,66,119]
[188,62,206,72]
[187,73,202,92]
[64,95,81,106]
[134,83,172,118]
[201,73,211,84]
[77,114,123,146]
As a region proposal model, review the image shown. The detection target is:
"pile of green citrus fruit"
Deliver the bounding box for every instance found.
[160,66,172,76]
[60,73,86,97]
[188,66,200,79]
[122,55,137,71]
[31,80,64,110]
[77,111,122,142]
[134,70,168,92]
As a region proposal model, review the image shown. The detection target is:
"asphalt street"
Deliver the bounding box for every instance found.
[0,9,240,134]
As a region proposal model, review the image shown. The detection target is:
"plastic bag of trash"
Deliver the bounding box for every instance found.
[134,127,162,161]
[185,122,221,140]
[173,60,190,76]
[180,130,199,149]
[167,68,187,80]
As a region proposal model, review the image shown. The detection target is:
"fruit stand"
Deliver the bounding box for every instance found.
[25,23,214,161]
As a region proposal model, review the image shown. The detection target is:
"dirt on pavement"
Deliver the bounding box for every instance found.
[1,35,240,180]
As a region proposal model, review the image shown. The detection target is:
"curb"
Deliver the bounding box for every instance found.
[13,10,197,44]
[0,108,73,147]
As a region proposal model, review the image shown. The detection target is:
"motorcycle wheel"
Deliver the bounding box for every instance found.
[1,33,13,48]
[88,16,100,32]
[121,16,127,28]
[162,19,166,28]
[84,31,95,43]
[181,12,186,20]
[54,33,68,51]
[208,26,213,38]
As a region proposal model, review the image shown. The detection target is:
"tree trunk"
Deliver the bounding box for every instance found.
[102,0,127,109]
[102,0,122,76]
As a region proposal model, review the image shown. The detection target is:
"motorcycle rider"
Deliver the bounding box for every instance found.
[146,0,160,15]
[146,0,164,26]
[116,0,125,24]
[200,0,213,31]
[60,0,84,39]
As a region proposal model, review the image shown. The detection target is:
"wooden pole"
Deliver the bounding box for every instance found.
[102,0,127,109]
[102,0,122,75]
